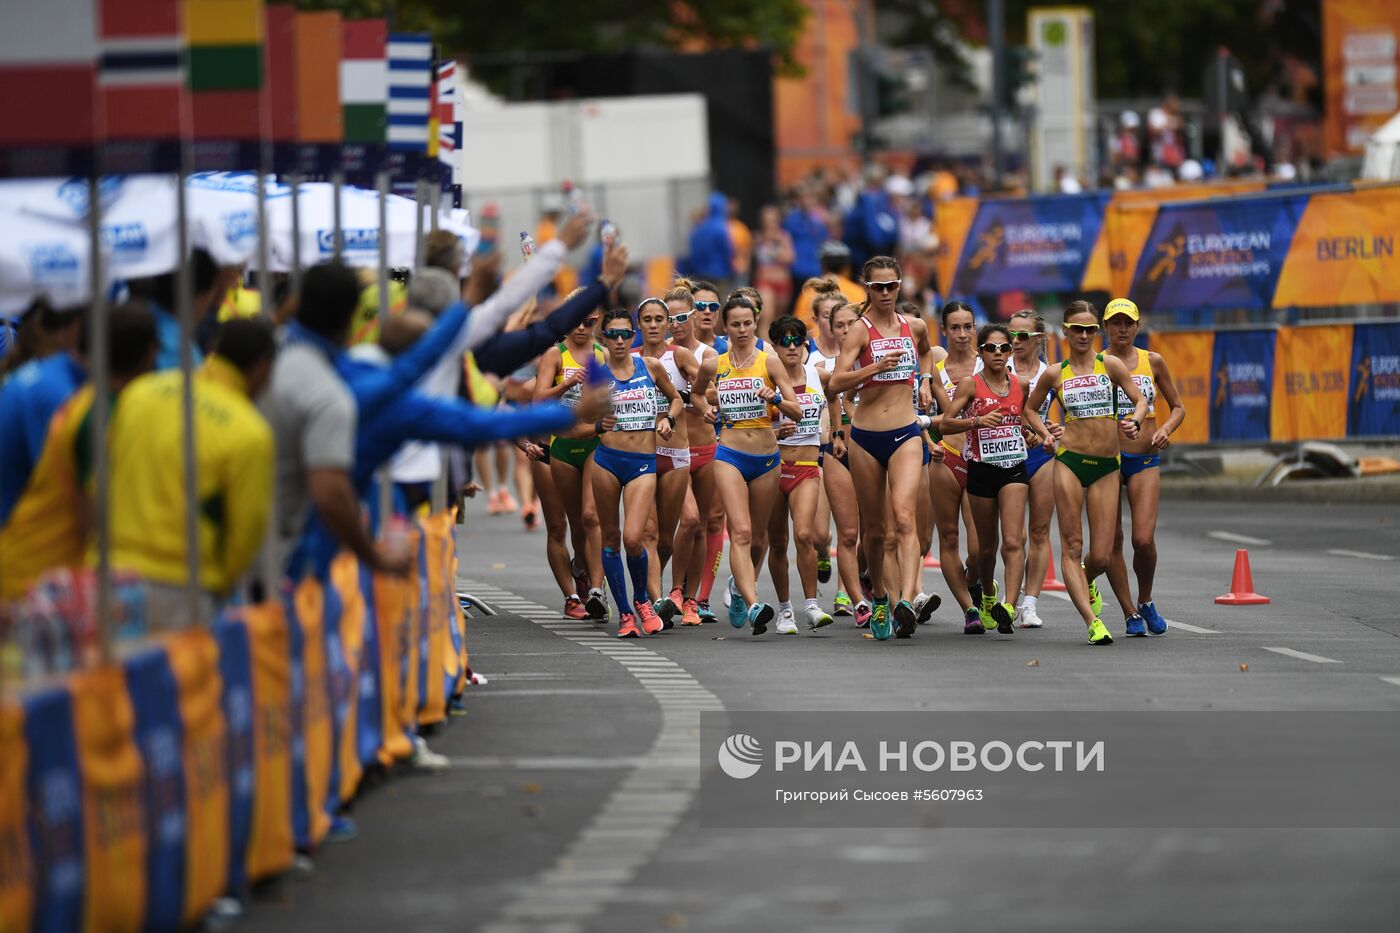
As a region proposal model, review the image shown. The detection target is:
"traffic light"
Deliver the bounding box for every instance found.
[1000,45,1037,109]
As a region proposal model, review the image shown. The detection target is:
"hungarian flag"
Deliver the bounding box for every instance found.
[98,0,185,142]
[341,20,387,144]
[0,0,98,149]
[186,0,264,141]
[387,33,431,153]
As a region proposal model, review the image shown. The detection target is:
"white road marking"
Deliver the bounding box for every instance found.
[1326,548,1396,561]
[1161,620,1219,635]
[1378,676,1400,688]
[1262,646,1342,664]
[1207,530,1272,546]
[462,577,720,933]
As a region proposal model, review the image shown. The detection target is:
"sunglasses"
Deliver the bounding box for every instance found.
[776,334,806,348]
[694,301,721,313]
[1065,323,1101,334]
[980,342,1013,354]
[1008,330,1042,341]
[668,311,693,324]
[580,317,599,329]
[602,328,635,341]
[864,279,902,294]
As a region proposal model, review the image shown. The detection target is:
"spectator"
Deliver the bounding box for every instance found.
[686,193,735,294]
[752,205,795,317]
[126,248,222,371]
[533,194,579,298]
[783,185,827,296]
[842,164,899,271]
[790,240,866,334]
[1112,111,1142,170]
[1054,165,1084,194]
[107,318,277,625]
[0,297,78,380]
[0,302,86,526]
[727,197,753,286]
[0,302,158,600]
[262,260,414,582]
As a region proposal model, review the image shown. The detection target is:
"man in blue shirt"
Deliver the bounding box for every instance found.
[783,185,828,291]
[0,303,85,526]
[125,248,222,372]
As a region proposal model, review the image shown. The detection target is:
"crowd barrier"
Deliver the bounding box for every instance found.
[1031,322,1400,444]
[934,181,1400,313]
[0,510,469,932]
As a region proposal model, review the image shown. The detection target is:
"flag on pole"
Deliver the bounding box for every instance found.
[427,55,440,161]
[294,11,342,145]
[436,60,461,167]
[341,21,387,144]
[0,0,98,150]
[263,3,297,147]
[387,33,431,153]
[185,0,265,141]
[97,0,185,142]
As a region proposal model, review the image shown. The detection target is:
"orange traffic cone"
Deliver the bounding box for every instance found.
[924,550,940,569]
[1042,549,1066,592]
[1215,549,1270,605]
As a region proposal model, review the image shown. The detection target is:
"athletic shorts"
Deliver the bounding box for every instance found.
[689,442,717,473]
[1057,448,1121,487]
[849,422,922,469]
[657,445,692,476]
[715,445,779,482]
[941,442,968,492]
[1121,451,1161,479]
[1025,443,1054,479]
[550,435,599,471]
[779,460,820,496]
[593,444,656,486]
[966,459,1028,498]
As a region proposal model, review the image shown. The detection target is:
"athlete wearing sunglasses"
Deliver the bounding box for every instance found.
[827,256,936,640]
[1008,309,1057,630]
[1024,300,1147,646]
[676,277,728,620]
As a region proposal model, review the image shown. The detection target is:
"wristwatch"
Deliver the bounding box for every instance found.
[833,429,845,439]
[678,388,693,405]
[662,414,677,429]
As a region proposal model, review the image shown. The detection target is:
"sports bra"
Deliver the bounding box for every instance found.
[779,361,826,447]
[659,343,716,411]
[857,314,917,388]
[715,348,774,431]
[963,373,1027,468]
[607,357,659,432]
[1114,348,1156,418]
[1059,354,1118,422]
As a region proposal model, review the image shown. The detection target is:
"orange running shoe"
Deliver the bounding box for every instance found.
[499,489,520,513]
[486,488,505,514]
[617,614,640,638]
[635,600,663,635]
[681,597,702,626]
[563,596,588,620]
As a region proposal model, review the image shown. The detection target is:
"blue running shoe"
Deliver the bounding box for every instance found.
[1125,613,1147,637]
[727,589,747,628]
[1140,601,1168,635]
[963,607,984,635]
[749,602,774,636]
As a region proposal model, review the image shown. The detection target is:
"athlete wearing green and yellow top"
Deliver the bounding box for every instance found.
[1024,300,1147,646]
[536,312,608,619]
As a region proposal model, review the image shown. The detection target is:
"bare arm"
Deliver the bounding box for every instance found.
[1023,365,1060,447]
[306,469,412,574]
[1104,355,1147,438]
[645,359,684,441]
[1149,352,1186,448]
[765,354,803,421]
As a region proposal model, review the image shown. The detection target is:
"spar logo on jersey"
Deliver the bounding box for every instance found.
[318,228,379,253]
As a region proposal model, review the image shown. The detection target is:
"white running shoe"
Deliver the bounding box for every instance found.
[410,735,451,772]
[722,575,736,609]
[805,604,835,630]
[1017,604,1043,628]
[776,607,799,634]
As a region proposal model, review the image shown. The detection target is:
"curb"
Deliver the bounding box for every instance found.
[1161,477,1400,505]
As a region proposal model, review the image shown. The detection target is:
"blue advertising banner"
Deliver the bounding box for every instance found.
[1348,323,1400,437]
[952,192,1110,295]
[1129,194,1307,312]
[214,617,256,897]
[23,687,83,933]
[1211,330,1275,441]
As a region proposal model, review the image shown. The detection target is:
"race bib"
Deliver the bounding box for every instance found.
[1116,373,1155,416]
[560,367,585,408]
[718,376,768,423]
[976,424,1028,467]
[792,391,824,434]
[610,385,656,431]
[868,336,916,383]
[1061,373,1114,419]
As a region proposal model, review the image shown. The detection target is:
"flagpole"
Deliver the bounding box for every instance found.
[88,175,112,665]
[332,169,345,259]
[175,164,201,626]
[377,166,393,529]
[414,176,426,268]
[290,171,302,291]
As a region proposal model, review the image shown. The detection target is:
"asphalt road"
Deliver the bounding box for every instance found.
[243,498,1400,933]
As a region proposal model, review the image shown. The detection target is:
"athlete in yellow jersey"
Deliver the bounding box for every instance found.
[1101,298,1186,638]
[1025,300,1147,646]
[535,310,607,620]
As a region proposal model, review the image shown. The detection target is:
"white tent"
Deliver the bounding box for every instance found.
[1362,111,1400,181]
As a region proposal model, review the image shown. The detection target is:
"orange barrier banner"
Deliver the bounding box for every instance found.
[1272,186,1400,307]
[1323,1,1400,156]
[418,513,452,726]
[331,554,366,806]
[372,570,416,766]
[72,666,146,933]
[292,579,332,849]
[0,704,32,933]
[243,604,294,881]
[165,631,230,927]
[933,196,979,295]
[1149,331,1214,445]
[1272,325,1354,441]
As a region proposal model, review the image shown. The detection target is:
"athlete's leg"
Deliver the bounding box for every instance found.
[789,476,822,601]
[766,488,792,605]
[1126,466,1161,604]
[1023,461,1055,599]
[534,458,574,597]
[714,461,766,606]
[969,493,1001,606]
[743,466,782,607]
[846,442,890,601]
[930,462,973,611]
[621,475,658,606]
[1107,482,1138,618]
[997,480,1029,608]
[823,456,864,601]
[885,439,925,603]
[1052,461,1096,627]
[591,463,627,611]
[672,487,701,595]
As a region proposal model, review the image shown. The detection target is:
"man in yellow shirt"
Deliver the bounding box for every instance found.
[107,318,277,625]
[791,240,867,333]
[0,303,159,600]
